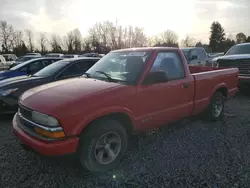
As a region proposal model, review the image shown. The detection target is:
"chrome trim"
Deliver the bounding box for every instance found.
[18,112,63,132]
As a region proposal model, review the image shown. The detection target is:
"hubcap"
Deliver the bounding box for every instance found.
[212,97,223,117]
[94,132,121,165]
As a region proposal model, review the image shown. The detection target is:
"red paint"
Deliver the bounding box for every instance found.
[13,47,239,156]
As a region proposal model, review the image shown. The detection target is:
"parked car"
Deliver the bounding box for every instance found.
[0,55,7,70]
[0,57,100,114]
[0,57,62,81]
[25,53,42,57]
[13,55,41,67]
[62,54,79,58]
[13,47,238,172]
[2,54,18,62]
[208,52,224,58]
[80,53,103,57]
[181,47,212,66]
[212,43,250,91]
[2,54,18,68]
[44,53,64,58]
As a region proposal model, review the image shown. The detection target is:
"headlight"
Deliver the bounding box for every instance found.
[32,111,59,127]
[0,76,6,80]
[0,88,18,96]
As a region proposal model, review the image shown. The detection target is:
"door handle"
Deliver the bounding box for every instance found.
[182,83,189,88]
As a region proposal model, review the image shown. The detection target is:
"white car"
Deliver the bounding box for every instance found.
[62,54,79,58]
[44,53,64,57]
[0,55,8,70]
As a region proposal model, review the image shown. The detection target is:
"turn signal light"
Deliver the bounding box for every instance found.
[34,127,65,139]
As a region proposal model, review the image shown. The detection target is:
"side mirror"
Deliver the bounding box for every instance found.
[142,71,168,85]
[190,55,198,60]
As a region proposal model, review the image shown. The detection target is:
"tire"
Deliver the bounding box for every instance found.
[203,92,224,121]
[78,118,128,172]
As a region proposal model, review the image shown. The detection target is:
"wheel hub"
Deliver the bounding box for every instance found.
[212,97,223,117]
[94,132,121,165]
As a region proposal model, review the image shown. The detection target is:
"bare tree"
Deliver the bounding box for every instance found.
[181,35,196,47]
[160,30,178,44]
[38,32,47,53]
[72,28,82,52]
[0,20,16,52]
[13,30,23,47]
[50,34,62,52]
[64,31,74,53]
[236,32,247,44]
[88,21,147,51]
[25,29,34,52]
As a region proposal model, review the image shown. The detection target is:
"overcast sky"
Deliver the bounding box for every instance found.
[0,0,249,43]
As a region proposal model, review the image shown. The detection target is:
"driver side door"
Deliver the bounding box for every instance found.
[135,51,194,130]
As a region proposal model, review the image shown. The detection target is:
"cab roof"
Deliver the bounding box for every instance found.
[112,47,179,53]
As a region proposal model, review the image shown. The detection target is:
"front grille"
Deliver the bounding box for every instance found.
[238,60,250,75]
[218,59,250,75]
[19,104,32,121]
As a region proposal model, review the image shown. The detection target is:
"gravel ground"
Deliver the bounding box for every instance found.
[1,94,250,188]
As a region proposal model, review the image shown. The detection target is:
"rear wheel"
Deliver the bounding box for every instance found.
[78,118,128,172]
[203,92,224,121]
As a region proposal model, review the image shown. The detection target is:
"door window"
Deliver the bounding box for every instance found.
[41,59,52,66]
[28,61,44,74]
[58,60,97,78]
[150,52,185,81]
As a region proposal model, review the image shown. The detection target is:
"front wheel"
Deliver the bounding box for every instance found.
[203,92,224,121]
[78,118,128,172]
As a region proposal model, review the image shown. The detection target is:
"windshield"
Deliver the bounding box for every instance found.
[181,49,189,60]
[16,56,35,62]
[226,44,250,55]
[34,60,69,77]
[86,51,151,84]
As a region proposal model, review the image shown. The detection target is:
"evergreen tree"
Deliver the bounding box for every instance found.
[209,21,226,52]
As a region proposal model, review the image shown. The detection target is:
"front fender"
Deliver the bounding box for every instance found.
[72,106,135,135]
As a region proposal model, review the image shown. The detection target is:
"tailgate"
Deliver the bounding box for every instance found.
[191,68,238,115]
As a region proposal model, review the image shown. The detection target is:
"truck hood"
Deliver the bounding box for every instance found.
[20,77,123,114]
[215,54,250,61]
[0,75,43,88]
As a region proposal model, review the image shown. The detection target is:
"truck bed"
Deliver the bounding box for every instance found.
[189,66,239,115]
[189,66,225,74]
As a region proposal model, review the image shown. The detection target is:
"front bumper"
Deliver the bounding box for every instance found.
[12,113,79,156]
[0,96,18,114]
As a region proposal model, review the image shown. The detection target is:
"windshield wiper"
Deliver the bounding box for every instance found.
[95,71,114,82]
[84,72,91,78]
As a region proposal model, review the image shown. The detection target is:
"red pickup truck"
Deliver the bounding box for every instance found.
[13,47,238,172]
